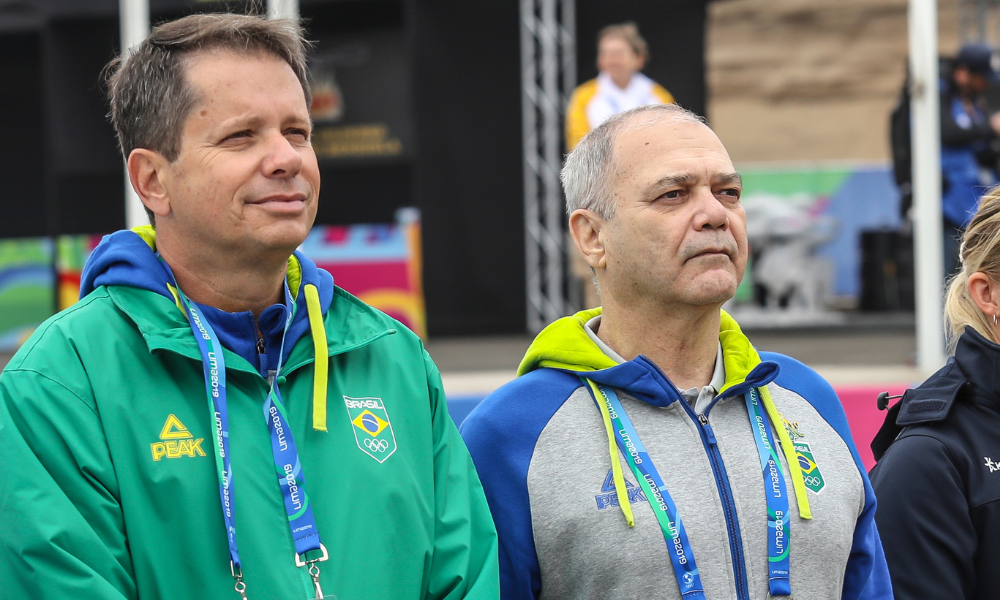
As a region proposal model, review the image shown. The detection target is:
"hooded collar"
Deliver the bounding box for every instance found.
[79,226,335,372]
[105,283,394,374]
[896,327,1000,424]
[534,308,814,526]
[82,227,395,433]
[517,307,779,408]
[871,327,1000,461]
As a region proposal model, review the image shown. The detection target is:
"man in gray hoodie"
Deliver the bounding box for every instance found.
[462,103,891,600]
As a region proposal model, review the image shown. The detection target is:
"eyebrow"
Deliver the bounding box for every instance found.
[716,172,743,186]
[214,113,312,135]
[645,171,743,194]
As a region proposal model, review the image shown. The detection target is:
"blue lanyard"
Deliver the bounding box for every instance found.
[744,388,790,597]
[174,281,326,597]
[590,382,792,597]
[589,383,706,599]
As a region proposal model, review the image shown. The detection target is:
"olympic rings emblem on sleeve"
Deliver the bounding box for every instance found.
[364,438,389,452]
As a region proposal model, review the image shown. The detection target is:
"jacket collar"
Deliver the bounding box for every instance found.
[518,307,779,408]
[107,285,395,375]
[871,328,1000,460]
[896,327,1000,425]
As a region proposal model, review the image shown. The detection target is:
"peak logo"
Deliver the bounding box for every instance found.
[595,469,647,510]
[150,414,206,462]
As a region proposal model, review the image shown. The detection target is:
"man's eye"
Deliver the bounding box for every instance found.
[223,131,251,142]
[719,188,741,199]
[286,128,310,141]
[662,190,682,199]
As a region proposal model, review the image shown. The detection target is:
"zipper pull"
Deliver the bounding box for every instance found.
[256,337,266,354]
[698,414,719,446]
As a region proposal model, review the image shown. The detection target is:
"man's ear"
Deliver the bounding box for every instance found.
[569,209,607,269]
[127,149,172,218]
[968,271,1000,321]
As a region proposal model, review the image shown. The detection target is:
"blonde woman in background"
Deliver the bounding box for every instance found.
[870,187,1000,600]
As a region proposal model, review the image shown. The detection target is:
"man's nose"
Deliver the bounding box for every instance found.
[262,132,303,178]
[693,189,729,230]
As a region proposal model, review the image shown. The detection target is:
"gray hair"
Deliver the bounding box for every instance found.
[561,104,706,219]
[105,13,312,223]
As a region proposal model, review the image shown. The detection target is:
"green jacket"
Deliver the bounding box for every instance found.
[0,284,499,599]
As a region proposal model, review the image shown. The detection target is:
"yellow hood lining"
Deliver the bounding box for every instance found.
[525,306,813,525]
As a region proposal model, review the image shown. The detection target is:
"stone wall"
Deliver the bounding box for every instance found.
[707,0,966,163]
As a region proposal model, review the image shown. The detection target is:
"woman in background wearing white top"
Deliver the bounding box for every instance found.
[565,22,675,151]
[565,22,676,308]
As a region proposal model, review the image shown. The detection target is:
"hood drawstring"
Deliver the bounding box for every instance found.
[586,378,635,527]
[304,284,329,431]
[588,379,813,528]
[164,273,329,433]
[759,385,812,520]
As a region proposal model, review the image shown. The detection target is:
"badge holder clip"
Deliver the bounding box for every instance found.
[231,562,248,600]
[295,543,330,600]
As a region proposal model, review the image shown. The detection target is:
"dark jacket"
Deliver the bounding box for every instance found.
[870,328,1000,600]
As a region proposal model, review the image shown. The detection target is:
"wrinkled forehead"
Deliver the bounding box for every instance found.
[610,116,734,181]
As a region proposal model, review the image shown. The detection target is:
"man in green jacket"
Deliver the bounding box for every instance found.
[0,13,498,600]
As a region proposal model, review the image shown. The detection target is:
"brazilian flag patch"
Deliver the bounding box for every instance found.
[344,396,397,463]
[794,441,825,493]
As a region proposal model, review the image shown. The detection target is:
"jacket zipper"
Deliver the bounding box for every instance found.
[691,407,751,600]
[632,355,773,600]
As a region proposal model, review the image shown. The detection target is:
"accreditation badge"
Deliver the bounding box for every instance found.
[343,396,397,463]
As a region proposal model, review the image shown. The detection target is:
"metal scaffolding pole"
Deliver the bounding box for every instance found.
[119,0,149,230]
[520,0,576,332]
[268,0,299,20]
[909,0,947,373]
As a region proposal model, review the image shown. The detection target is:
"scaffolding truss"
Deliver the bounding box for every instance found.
[520,0,576,332]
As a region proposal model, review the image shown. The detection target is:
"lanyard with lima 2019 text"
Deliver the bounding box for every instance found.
[588,381,791,598]
[175,280,329,600]
[744,387,791,596]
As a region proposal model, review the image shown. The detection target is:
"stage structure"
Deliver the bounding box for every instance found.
[520,0,576,332]
[0,0,705,337]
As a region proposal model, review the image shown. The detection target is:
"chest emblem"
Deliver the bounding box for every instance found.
[985,457,1000,473]
[150,414,206,461]
[781,415,826,494]
[595,469,647,510]
[344,396,397,463]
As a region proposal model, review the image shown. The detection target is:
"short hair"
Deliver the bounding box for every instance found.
[945,187,1000,352]
[105,13,312,222]
[561,104,706,219]
[597,22,649,62]
[107,13,311,162]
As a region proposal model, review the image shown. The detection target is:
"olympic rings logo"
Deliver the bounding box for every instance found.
[364,438,389,452]
[804,475,822,487]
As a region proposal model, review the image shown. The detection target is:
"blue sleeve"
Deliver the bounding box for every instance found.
[760,352,893,600]
[459,369,580,600]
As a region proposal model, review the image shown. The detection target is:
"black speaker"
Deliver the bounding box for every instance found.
[860,229,915,312]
